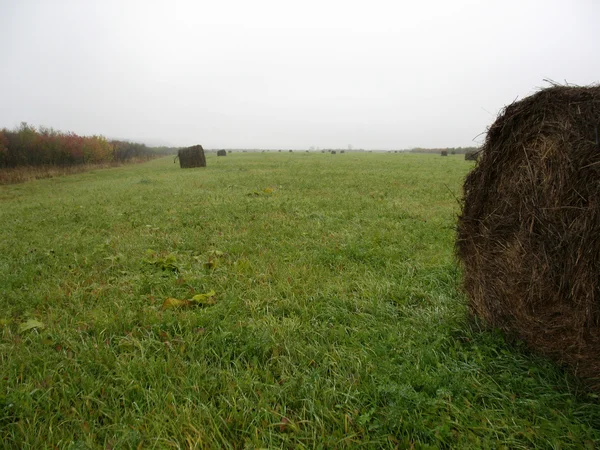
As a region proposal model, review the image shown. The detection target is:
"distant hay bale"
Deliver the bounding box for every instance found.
[456,85,600,389]
[340,150,345,154]
[441,150,448,156]
[465,150,479,161]
[177,145,206,168]
[321,150,325,153]
[331,150,337,154]
[228,150,232,153]
[217,150,227,156]
[289,150,293,153]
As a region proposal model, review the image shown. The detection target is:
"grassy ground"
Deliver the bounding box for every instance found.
[0,158,158,185]
[0,152,598,449]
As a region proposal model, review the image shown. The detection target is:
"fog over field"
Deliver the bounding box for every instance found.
[1,0,599,149]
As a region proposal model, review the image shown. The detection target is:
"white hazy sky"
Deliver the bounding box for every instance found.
[1,0,599,149]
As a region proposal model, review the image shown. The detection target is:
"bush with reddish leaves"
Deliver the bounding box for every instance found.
[0,123,175,168]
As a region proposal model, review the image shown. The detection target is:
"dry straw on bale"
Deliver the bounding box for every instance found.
[177,145,206,168]
[217,150,227,156]
[456,85,600,389]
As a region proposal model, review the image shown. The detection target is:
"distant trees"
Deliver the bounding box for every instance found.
[0,130,8,167]
[0,123,177,168]
[409,146,479,154]
[112,140,150,162]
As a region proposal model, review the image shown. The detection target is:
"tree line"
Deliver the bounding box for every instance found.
[0,123,177,168]
[409,147,479,154]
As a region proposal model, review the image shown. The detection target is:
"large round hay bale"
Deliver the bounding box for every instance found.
[441,150,448,156]
[331,150,337,154]
[456,85,600,389]
[177,145,206,168]
[464,150,479,161]
[217,150,227,156]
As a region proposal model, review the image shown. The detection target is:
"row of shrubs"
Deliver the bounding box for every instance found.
[0,123,177,168]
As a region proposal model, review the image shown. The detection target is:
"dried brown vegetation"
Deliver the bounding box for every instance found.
[457,85,600,389]
[465,150,479,161]
[178,145,206,168]
[0,161,128,185]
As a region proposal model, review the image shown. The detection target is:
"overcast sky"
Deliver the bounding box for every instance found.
[1,0,598,149]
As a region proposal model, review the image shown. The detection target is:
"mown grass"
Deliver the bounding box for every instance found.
[0,152,598,449]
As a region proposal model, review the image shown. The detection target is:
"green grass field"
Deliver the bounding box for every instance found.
[1,152,598,449]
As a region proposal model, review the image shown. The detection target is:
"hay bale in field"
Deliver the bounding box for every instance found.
[331,150,337,154]
[289,150,293,153]
[177,145,206,168]
[441,150,448,156]
[465,150,479,161]
[228,150,232,154]
[217,150,227,156]
[456,85,600,389]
